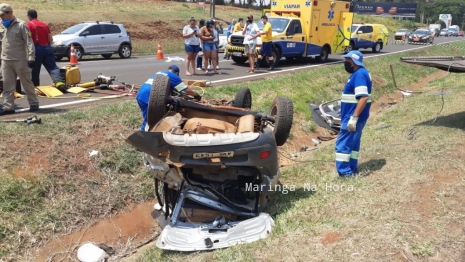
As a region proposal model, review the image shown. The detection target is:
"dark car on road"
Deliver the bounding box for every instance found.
[408,29,434,44]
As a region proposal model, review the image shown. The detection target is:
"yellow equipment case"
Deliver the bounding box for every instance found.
[60,65,81,85]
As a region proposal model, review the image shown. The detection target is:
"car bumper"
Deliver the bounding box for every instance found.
[52,45,68,56]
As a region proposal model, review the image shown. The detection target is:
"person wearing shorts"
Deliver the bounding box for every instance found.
[242,14,259,74]
[182,17,200,75]
[256,15,274,71]
[200,19,220,74]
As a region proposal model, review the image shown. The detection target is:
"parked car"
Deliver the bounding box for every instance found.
[439,29,448,37]
[459,31,464,37]
[394,28,410,40]
[218,33,227,53]
[52,21,132,61]
[125,75,294,251]
[408,29,434,44]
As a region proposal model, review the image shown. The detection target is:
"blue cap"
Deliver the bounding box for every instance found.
[168,65,180,73]
[342,51,365,67]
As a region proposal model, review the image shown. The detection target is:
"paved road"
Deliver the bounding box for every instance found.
[11,37,465,112]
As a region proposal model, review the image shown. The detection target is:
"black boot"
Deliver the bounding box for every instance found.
[267,59,274,71]
[255,58,261,70]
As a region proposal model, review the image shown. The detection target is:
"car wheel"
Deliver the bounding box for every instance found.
[232,88,252,109]
[231,56,248,64]
[269,97,294,146]
[118,44,132,59]
[344,41,356,54]
[147,75,170,130]
[67,45,83,61]
[101,54,112,59]
[265,47,281,67]
[55,56,63,61]
[372,41,382,53]
[315,46,329,63]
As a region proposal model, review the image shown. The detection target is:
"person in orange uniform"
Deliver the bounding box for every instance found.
[26,9,65,89]
[254,15,274,71]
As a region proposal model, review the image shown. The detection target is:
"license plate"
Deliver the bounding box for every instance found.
[413,38,419,41]
[233,52,242,57]
[193,151,234,159]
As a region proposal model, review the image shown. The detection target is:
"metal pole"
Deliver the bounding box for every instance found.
[210,0,215,18]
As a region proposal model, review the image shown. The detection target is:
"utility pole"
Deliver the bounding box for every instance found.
[210,0,215,18]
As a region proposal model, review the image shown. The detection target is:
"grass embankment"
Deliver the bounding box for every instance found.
[12,0,419,56]
[2,39,465,260]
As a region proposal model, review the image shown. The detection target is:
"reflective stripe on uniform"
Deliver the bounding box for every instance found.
[174,82,188,92]
[144,78,154,85]
[341,94,372,103]
[351,151,359,160]
[336,152,351,162]
[354,86,368,96]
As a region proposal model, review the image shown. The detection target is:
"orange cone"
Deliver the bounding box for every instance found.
[156,42,165,60]
[69,44,79,65]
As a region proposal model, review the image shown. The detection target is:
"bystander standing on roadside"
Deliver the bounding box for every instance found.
[0,3,39,115]
[182,17,200,76]
[200,19,220,74]
[196,19,205,71]
[213,21,220,70]
[26,9,65,90]
[233,18,243,33]
[242,14,259,74]
[253,15,274,71]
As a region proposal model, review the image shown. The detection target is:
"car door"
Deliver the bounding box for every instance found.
[363,25,374,48]
[284,20,305,56]
[353,25,367,48]
[102,24,122,52]
[81,24,104,53]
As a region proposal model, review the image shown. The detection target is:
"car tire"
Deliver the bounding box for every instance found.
[315,46,329,63]
[67,45,83,61]
[344,41,357,54]
[269,97,294,146]
[118,44,132,59]
[265,47,281,67]
[372,41,382,53]
[147,75,170,130]
[55,56,63,61]
[233,88,252,109]
[231,56,248,64]
[101,54,112,59]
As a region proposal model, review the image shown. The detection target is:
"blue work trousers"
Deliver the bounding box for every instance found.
[32,45,64,86]
[335,120,367,177]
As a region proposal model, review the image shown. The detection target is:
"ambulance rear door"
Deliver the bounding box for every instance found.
[332,11,353,53]
[307,10,321,56]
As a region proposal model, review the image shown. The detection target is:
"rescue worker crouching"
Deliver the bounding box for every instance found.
[335,51,372,177]
[0,3,40,115]
[136,65,202,131]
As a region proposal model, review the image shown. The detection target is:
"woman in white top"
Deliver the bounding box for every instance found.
[182,17,200,75]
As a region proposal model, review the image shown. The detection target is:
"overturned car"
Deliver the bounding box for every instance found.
[125,75,294,251]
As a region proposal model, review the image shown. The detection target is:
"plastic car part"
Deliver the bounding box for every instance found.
[147,75,170,130]
[232,88,252,109]
[269,97,293,146]
[156,212,274,251]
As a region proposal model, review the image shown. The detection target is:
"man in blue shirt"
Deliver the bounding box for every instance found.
[223,19,236,60]
[335,51,372,177]
[136,65,201,131]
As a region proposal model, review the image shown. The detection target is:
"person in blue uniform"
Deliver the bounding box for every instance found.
[335,51,372,177]
[136,65,201,131]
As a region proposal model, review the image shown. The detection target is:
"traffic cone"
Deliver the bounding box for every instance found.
[156,42,164,60]
[69,44,79,65]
